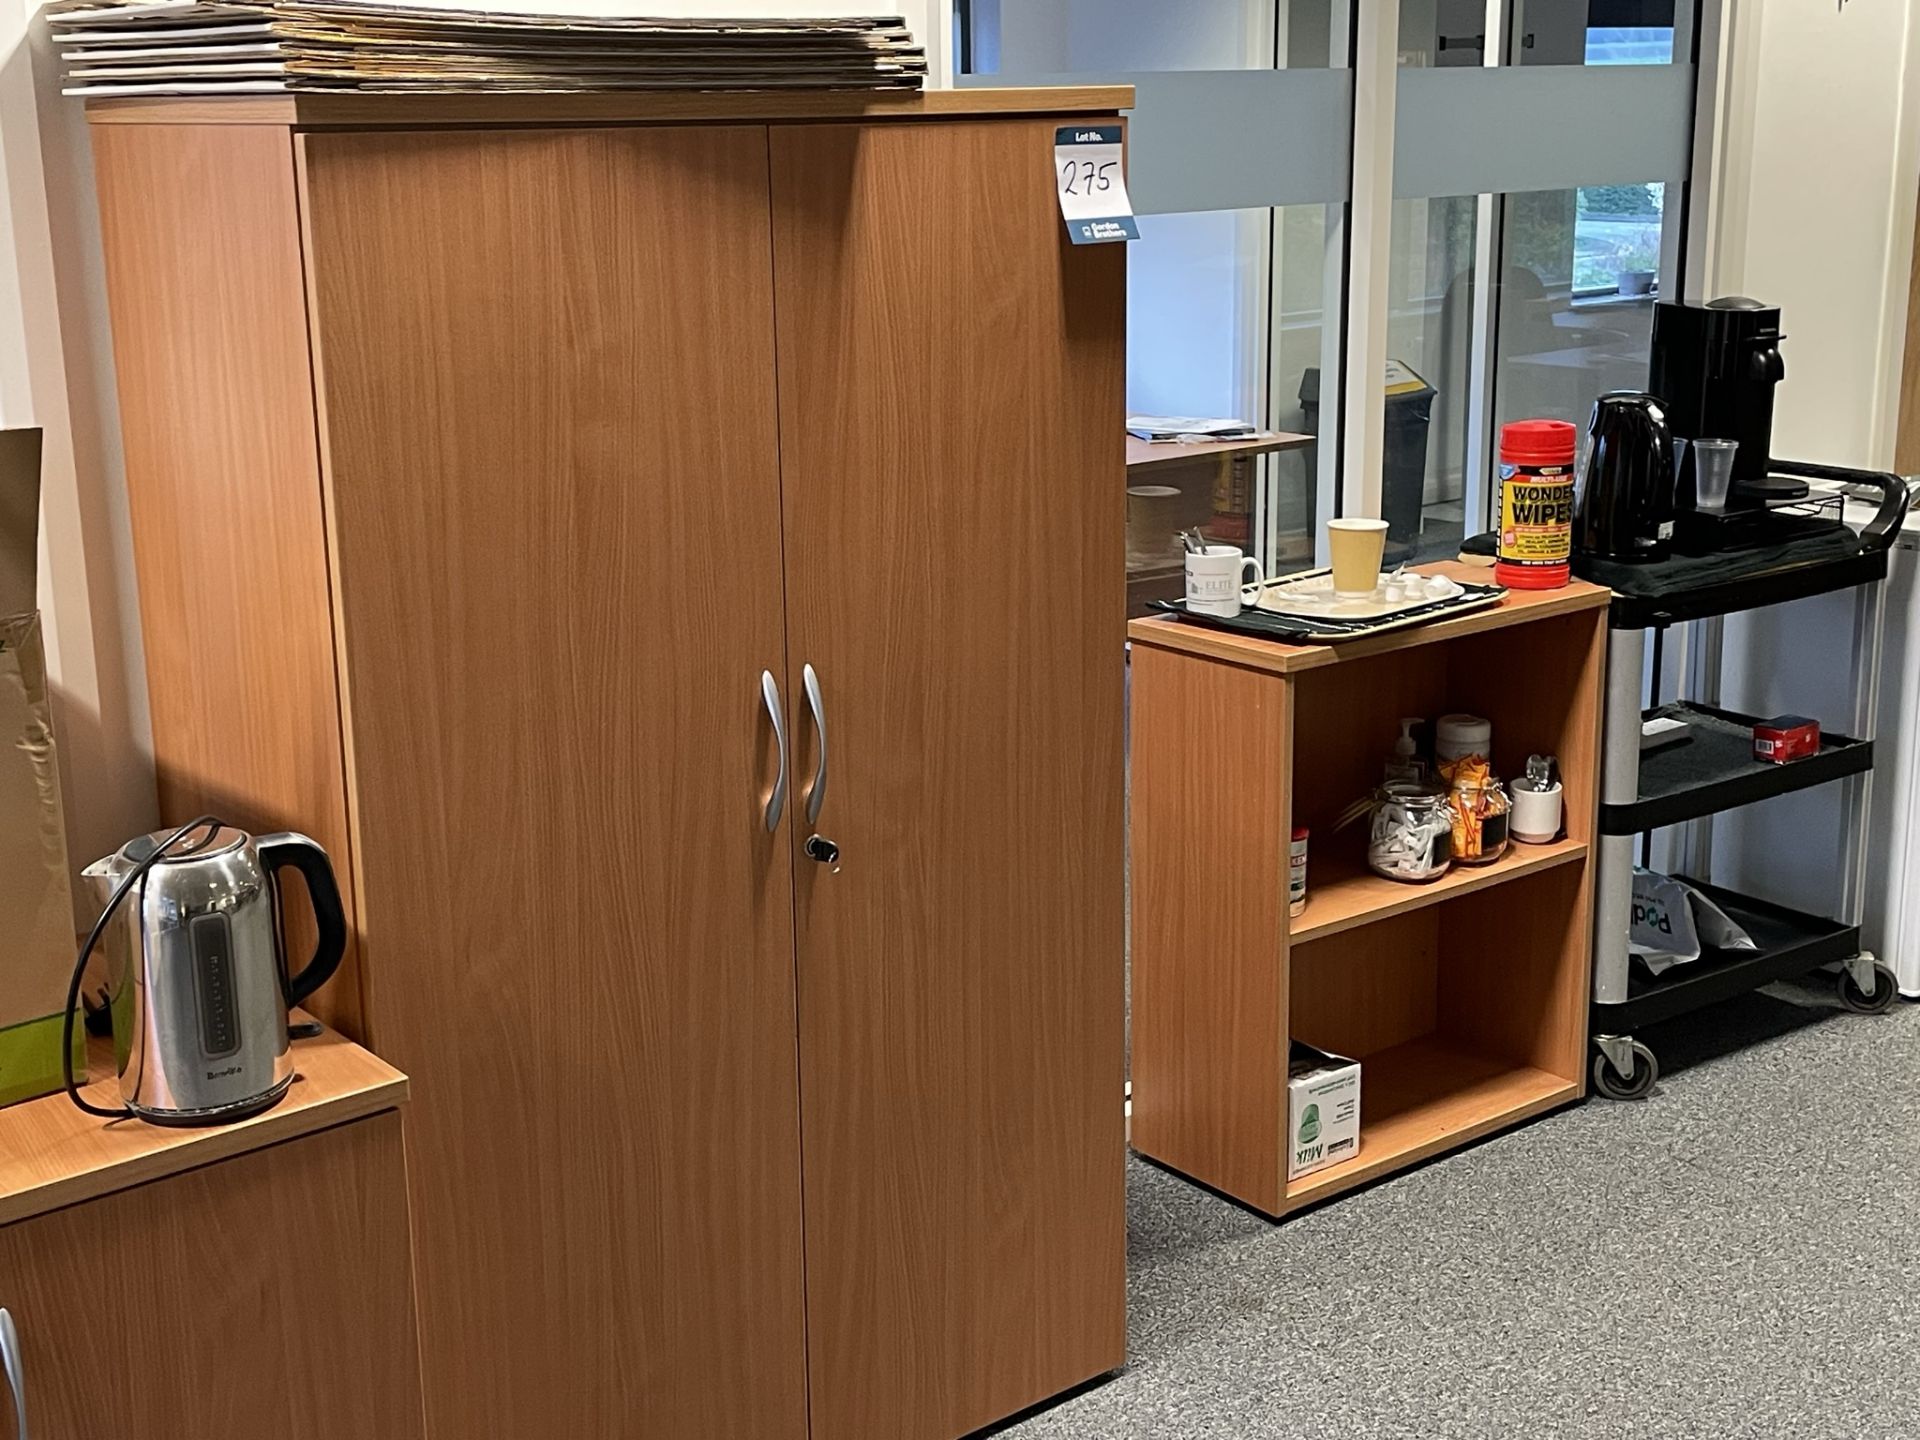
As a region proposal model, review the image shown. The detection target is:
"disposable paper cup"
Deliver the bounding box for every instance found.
[1328,518,1389,597]
[1692,439,1739,513]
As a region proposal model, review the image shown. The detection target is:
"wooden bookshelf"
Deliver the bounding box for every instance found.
[1127,569,1609,1218]
[1291,835,1587,943]
[1281,1038,1574,1206]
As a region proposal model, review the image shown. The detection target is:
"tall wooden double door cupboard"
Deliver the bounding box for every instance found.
[86,89,1129,1439]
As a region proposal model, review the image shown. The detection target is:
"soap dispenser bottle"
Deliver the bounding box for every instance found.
[1385,718,1426,784]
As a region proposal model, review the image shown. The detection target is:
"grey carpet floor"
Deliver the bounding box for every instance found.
[1001,980,1920,1439]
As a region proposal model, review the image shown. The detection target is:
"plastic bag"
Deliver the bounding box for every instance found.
[1630,867,1760,975]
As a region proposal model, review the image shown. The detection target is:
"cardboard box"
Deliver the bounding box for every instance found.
[1287,1041,1361,1179]
[1753,714,1821,765]
[0,428,82,1105]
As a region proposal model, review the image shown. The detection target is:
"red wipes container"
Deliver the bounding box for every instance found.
[1495,419,1577,590]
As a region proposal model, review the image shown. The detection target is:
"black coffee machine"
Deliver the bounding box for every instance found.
[1648,296,1793,506]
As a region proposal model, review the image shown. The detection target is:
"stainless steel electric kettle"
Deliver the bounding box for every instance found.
[68,818,345,1126]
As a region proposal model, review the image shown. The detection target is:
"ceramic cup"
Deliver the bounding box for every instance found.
[1328,518,1390,597]
[1126,485,1184,567]
[1508,779,1564,844]
[1185,545,1261,617]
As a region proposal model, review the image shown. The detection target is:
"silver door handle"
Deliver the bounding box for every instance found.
[802,663,829,825]
[761,670,788,833]
[2,1307,30,1440]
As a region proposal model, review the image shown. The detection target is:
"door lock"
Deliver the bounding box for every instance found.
[804,835,841,872]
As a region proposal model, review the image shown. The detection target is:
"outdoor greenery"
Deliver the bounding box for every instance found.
[1578,183,1660,218]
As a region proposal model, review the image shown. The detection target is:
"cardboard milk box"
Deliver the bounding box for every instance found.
[1287,1041,1361,1179]
[0,428,82,1105]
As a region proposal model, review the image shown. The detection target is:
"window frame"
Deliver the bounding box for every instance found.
[948,0,1715,564]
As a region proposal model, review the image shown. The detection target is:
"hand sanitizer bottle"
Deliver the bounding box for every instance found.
[1384,717,1426,784]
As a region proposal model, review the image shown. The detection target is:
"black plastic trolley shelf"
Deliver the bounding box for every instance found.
[1608,881,1861,1032]
[1584,460,1909,1099]
[1576,461,1910,630]
[1599,702,1873,835]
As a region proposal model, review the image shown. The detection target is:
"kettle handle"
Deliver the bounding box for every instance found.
[255,833,347,1010]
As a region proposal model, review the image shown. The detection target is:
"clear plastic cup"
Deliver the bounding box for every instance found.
[1692,438,1739,512]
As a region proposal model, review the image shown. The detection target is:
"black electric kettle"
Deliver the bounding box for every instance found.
[1575,391,1677,563]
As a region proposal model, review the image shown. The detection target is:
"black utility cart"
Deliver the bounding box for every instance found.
[1581,462,1910,1100]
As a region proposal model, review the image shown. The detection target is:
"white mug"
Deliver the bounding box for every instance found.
[1185,545,1261,617]
[1509,780,1564,844]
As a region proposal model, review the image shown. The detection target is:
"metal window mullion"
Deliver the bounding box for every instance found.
[1463,193,1501,545]
[1339,0,1400,521]
[1459,0,1506,547]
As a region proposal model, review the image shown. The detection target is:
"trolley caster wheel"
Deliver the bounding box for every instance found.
[1838,961,1899,1015]
[1591,1039,1659,1101]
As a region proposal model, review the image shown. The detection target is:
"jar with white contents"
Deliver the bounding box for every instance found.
[1367,780,1455,883]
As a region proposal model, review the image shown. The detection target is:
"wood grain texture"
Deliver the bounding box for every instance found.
[1438,836,1592,1083]
[1127,565,1611,675]
[1128,643,1290,1216]
[1443,605,1606,848]
[0,1016,402,1227]
[770,117,1127,1438]
[1292,838,1587,943]
[0,1111,423,1440]
[1129,573,1600,1218]
[1900,196,1920,477]
[90,123,364,1040]
[298,126,807,1439]
[1282,1039,1574,1208]
[1289,907,1438,1060]
[87,85,1134,128]
[1288,642,1448,843]
[1288,881,1588,1212]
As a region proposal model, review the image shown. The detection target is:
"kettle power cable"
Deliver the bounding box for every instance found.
[62,815,223,1121]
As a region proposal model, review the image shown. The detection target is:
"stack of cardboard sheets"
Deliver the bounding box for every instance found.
[52,1,925,96]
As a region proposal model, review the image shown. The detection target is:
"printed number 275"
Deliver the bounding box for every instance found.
[1060,159,1116,195]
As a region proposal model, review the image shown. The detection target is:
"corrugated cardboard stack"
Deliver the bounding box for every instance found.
[0,430,81,1107]
[51,1,927,96]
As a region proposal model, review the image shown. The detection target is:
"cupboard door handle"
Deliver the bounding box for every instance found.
[761,670,788,833]
[1,1308,29,1440]
[802,663,829,826]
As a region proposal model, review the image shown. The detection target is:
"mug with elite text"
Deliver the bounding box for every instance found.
[1184,545,1261,617]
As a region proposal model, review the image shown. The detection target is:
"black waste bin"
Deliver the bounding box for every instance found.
[1299,361,1437,564]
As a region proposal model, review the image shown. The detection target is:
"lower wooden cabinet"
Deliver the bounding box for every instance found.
[0,1036,421,1440]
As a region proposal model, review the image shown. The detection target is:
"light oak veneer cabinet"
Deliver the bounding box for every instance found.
[86,88,1129,1440]
[0,1025,421,1440]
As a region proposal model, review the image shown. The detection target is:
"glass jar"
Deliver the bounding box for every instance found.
[1367,780,1455,884]
[1447,773,1511,865]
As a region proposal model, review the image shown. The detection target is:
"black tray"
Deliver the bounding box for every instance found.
[1595,881,1858,1030]
[1599,702,1873,835]
[1577,462,1907,629]
[1149,578,1504,644]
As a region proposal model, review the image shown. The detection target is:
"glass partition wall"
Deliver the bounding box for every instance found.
[1388,0,1697,558]
[958,0,1703,574]
[960,0,1350,607]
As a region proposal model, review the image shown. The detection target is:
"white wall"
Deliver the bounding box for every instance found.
[1698,0,1920,922]
[0,0,944,910]
[1707,0,1920,470]
[1,0,154,898]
